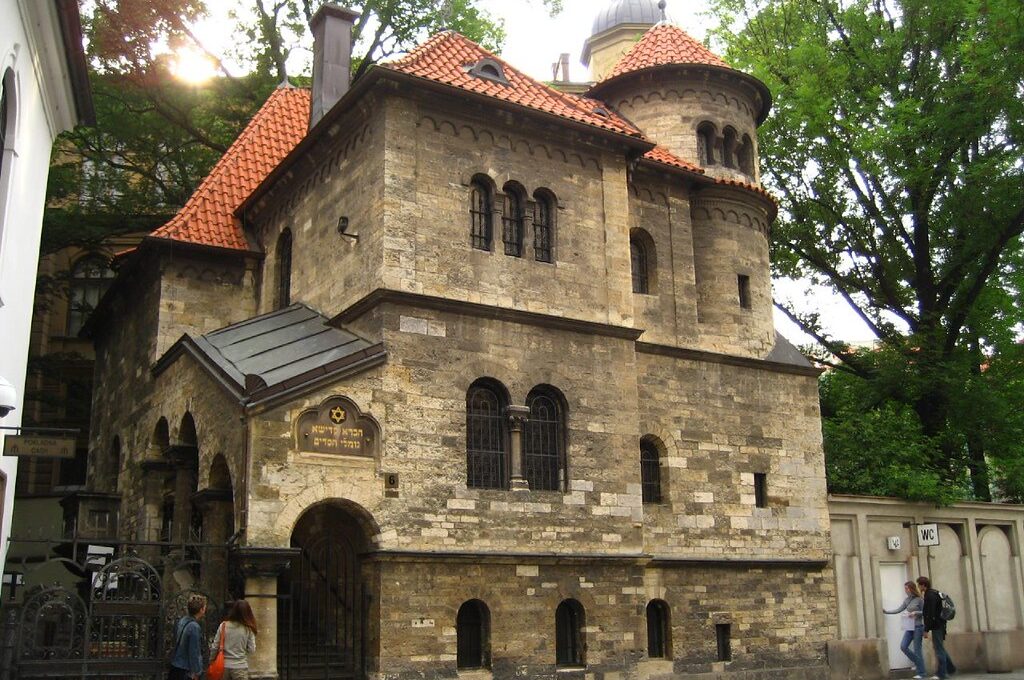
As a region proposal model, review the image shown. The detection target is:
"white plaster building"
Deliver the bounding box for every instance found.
[0,0,93,566]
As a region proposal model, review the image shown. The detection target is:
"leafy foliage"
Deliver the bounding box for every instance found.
[708,0,1024,502]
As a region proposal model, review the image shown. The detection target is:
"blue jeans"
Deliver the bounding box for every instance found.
[931,628,957,678]
[900,625,925,676]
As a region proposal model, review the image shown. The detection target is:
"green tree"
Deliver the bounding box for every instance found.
[708,0,1024,501]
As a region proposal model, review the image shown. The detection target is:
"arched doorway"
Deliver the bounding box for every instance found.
[279,501,375,679]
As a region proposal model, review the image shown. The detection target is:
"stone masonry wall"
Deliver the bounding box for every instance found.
[637,350,831,560]
[369,558,832,680]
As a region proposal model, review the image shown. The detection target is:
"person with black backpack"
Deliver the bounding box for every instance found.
[917,576,957,679]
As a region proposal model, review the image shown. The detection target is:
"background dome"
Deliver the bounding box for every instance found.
[591,0,668,36]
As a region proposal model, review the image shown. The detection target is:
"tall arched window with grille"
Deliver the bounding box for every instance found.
[67,255,115,336]
[532,189,555,263]
[466,380,509,489]
[470,177,493,251]
[630,230,654,295]
[640,436,662,504]
[646,600,671,658]
[276,228,292,308]
[723,127,738,168]
[524,386,566,491]
[502,182,526,257]
[696,122,716,166]
[457,600,491,669]
[556,599,586,667]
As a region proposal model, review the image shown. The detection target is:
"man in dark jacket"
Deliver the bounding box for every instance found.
[917,576,956,678]
[169,593,207,680]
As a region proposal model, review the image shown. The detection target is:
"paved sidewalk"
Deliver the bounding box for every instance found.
[923,672,1024,679]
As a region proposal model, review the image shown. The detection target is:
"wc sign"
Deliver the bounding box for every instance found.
[917,523,941,547]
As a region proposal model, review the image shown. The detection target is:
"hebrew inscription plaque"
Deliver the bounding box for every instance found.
[295,397,377,457]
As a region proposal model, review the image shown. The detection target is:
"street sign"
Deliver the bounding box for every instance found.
[2,435,76,459]
[917,523,941,547]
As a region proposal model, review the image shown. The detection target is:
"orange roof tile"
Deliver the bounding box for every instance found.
[641,145,704,175]
[715,176,778,205]
[149,87,311,251]
[381,32,644,139]
[602,23,730,84]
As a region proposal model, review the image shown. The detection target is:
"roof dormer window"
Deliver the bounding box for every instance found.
[468,58,509,85]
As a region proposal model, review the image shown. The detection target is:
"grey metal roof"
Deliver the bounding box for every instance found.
[192,303,380,396]
[766,331,815,369]
[591,0,668,36]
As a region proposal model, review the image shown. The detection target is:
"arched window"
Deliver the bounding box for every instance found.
[532,189,555,263]
[276,229,292,308]
[696,122,716,166]
[457,600,491,669]
[524,386,566,491]
[470,177,494,251]
[466,380,508,489]
[640,436,662,504]
[647,600,671,658]
[67,255,115,336]
[630,230,654,294]
[738,135,755,176]
[722,127,738,168]
[556,599,585,667]
[108,437,122,492]
[502,182,526,257]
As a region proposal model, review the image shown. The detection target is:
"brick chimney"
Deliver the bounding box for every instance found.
[309,4,360,130]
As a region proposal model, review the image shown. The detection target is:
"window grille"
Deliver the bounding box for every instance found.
[640,438,662,503]
[697,123,716,166]
[502,189,525,257]
[67,255,116,336]
[555,600,585,667]
[470,181,493,250]
[533,192,554,263]
[646,600,670,658]
[524,390,564,491]
[457,600,490,669]
[277,229,293,308]
[754,472,768,508]
[466,384,508,489]
[630,237,649,294]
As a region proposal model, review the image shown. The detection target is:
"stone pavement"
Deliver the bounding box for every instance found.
[952,673,1024,679]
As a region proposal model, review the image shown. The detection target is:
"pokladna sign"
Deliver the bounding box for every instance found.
[2,435,76,459]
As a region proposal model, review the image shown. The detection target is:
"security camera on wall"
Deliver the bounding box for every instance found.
[0,375,17,418]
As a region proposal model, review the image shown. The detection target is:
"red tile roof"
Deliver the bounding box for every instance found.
[641,145,704,175]
[602,23,731,84]
[381,31,644,139]
[148,87,311,251]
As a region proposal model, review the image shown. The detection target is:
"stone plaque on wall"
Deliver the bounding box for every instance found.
[295,397,378,457]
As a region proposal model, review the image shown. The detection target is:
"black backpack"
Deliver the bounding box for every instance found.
[937,591,956,621]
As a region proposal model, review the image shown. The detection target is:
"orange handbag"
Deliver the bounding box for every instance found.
[207,622,226,680]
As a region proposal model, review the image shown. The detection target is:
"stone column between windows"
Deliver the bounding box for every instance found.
[506,405,530,492]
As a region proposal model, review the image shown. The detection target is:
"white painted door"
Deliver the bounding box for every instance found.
[879,563,912,670]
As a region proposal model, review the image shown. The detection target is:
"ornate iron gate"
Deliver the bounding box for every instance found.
[2,544,228,680]
[278,536,367,680]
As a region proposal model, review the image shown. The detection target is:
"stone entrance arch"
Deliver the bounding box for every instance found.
[279,500,377,680]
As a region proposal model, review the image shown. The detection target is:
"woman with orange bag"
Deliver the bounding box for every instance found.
[210,599,258,680]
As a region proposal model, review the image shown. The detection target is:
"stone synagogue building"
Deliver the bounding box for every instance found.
[78,1,836,678]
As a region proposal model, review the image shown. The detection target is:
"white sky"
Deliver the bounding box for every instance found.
[190,0,875,348]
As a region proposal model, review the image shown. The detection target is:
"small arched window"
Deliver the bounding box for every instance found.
[108,437,122,492]
[722,127,738,168]
[646,600,671,658]
[276,228,292,308]
[696,122,716,166]
[502,182,526,257]
[640,436,662,504]
[738,135,755,176]
[556,599,586,667]
[630,231,654,294]
[524,386,566,491]
[466,380,509,489]
[457,600,491,669]
[470,177,494,251]
[532,189,556,263]
[67,255,115,336]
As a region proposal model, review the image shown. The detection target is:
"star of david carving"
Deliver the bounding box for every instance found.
[329,407,346,424]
